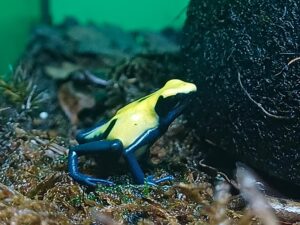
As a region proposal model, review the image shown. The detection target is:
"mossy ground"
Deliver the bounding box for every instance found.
[0,112,256,224]
[0,20,290,224]
[0,67,266,225]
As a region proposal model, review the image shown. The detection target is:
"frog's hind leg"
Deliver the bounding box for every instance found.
[68,139,123,187]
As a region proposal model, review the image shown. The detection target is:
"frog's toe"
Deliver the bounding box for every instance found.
[85,177,115,187]
[145,175,174,186]
[145,175,157,186]
[70,172,114,187]
[155,175,174,184]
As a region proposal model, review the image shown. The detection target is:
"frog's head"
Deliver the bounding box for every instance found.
[154,79,197,119]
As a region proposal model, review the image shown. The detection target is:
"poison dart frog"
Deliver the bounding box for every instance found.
[68,79,197,186]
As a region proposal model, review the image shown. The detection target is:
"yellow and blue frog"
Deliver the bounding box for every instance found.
[68,79,197,186]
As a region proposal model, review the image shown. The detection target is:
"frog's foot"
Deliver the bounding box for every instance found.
[71,172,114,187]
[145,175,174,186]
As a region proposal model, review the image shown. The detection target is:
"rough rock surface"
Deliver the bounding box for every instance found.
[182,0,300,185]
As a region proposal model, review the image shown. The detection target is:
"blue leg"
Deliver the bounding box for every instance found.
[124,152,145,184]
[145,175,174,185]
[124,128,174,185]
[124,152,174,185]
[68,139,123,187]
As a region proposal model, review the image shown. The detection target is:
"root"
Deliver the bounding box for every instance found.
[237,72,289,119]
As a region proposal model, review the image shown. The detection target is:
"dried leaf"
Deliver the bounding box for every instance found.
[58,82,95,124]
[45,62,81,80]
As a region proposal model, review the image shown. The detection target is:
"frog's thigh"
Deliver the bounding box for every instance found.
[68,140,123,186]
[70,139,123,156]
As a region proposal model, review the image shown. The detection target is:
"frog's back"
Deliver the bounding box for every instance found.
[107,100,158,148]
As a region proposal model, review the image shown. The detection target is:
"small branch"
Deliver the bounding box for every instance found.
[287,56,300,66]
[83,70,110,87]
[34,137,68,155]
[25,85,37,110]
[273,65,288,77]
[237,72,289,119]
[0,107,10,112]
[274,56,300,76]
[199,159,239,190]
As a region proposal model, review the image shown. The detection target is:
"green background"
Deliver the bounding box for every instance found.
[0,0,188,73]
[0,0,40,74]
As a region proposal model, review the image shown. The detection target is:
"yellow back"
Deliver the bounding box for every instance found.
[85,79,197,148]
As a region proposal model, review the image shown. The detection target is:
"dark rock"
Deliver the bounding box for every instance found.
[182,0,300,185]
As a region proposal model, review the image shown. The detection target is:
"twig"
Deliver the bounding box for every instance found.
[199,159,239,190]
[25,85,37,110]
[237,72,289,119]
[274,56,300,76]
[204,139,218,147]
[83,70,110,87]
[0,107,10,112]
[287,56,300,66]
[169,5,188,25]
[273,65,288,77]
[279,52,300,55]
[34,137,68,155]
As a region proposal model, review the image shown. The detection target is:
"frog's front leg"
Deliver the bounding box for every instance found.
[68,139,123,187]
[125,153,174,185]
[124,128,174,185]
